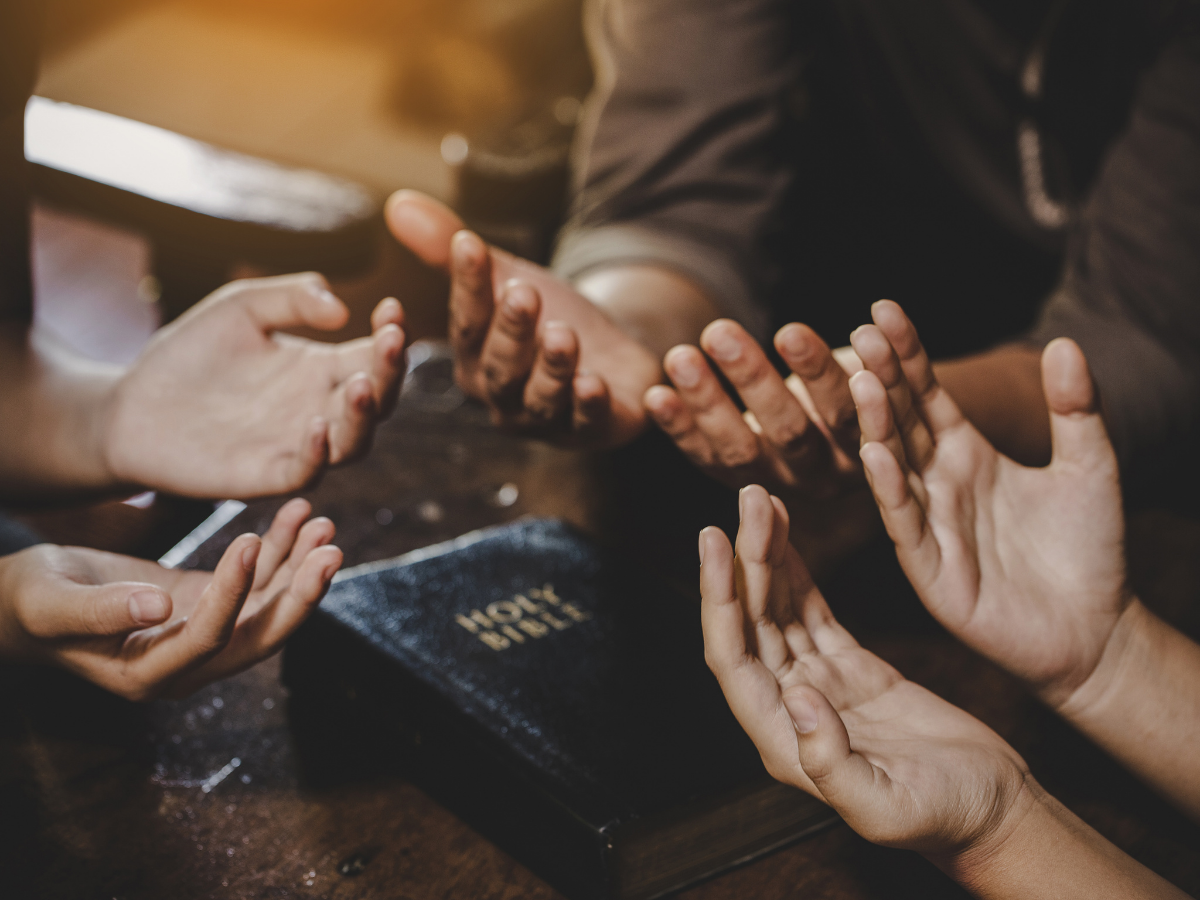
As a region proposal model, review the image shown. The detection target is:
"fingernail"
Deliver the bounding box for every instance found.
[315,288,340,305]
[705,328,741,363]
[669,354,702,389]
[778,325,807,358]
[698,532,707,565]
[738,486,748,518]
[241,540,261,570]
[789,693,820,734]
[129,589,168,624]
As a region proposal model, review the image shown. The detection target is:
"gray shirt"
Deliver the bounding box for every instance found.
[554,0,1200,471]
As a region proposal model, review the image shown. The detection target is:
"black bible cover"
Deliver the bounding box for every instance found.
[282,518,834,899]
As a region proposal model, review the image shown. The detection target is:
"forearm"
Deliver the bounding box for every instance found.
[934,343,1050,467]
[940,777,1189,900]
[0,320,127,503]
[1058,599,1200,820]
[574,264,721,361]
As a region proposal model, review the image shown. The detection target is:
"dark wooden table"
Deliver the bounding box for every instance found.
[4,344,1200,900]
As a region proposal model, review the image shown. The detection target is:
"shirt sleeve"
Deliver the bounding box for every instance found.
[0,0,39,322]
[1029,26,1200,471]
[551,0,798,340]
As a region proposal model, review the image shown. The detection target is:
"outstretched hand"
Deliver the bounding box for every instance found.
[700,486,1031,856]
[385,190,659,448]
[0,498,341,700]
[849,301,1132,710]
[103,273,407,499]
[648,319,877,571]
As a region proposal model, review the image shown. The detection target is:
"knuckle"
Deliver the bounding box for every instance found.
[770,420,812,455]
[734,354,775,387]
[716,442,761,470]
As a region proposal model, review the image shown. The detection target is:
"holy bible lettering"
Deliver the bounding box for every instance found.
[454,584,593,650]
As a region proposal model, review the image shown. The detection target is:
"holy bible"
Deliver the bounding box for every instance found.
[281,518,835,899]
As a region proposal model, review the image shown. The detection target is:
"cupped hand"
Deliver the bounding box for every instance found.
[385,190,659,448]
[849,300,1131,709]
[648,318,877,571]
[701,485,1031,856]
[0,498,341,700]
[103,273,407,499]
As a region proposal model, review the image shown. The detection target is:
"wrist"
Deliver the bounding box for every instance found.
[935,764,1190,900]
[574,264,720,361]
[1053,596,1151,726]
[92,366,133,489]
[932,772,1047,890]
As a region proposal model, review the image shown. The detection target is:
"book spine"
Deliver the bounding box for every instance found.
[282,614,619,900]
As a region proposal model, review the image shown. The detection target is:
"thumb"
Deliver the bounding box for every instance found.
[235,273,349,334]
[385,189,464,270]
[23,580,172,639]
[1042,338,1114,470]
[783,684,878,813]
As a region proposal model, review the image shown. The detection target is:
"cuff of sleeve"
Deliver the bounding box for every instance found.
[1028,288,1200,469]
[551,224,770,341]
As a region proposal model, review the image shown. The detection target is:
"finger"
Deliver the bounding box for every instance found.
[480,281,541,412]
[369,321,407,420]
[851,324,935,471]
[871,300,964,435]
[765,495,854,655]
[1043,338,1115,471]
[384,189,465,269]
[234,272,350,334]
[572,372,614,444]
[281,416,329,494]
[523,321,578,426]
[702,320,815,456]
[782,684,880,811]
[326,373,377,465]
[700,524,748,674]
[448,230,495,362]
[849,370,910,474]
[775,323,859,453]
[644,385,717,468]
[21,579,172,639]
[736,486,814,664]
[170,545,343,695]
[664,345,761,470]
[859,442,940,589]
[252,498,312,590]
[251,515,336,609]
[135,534,260,685]
[765,494,800,634]
[370,296,405,333]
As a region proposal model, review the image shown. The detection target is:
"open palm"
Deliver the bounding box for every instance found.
[701,486,1029,855]
[848,301,1130,708]
[104,273,406,499]
[5,498,340,700]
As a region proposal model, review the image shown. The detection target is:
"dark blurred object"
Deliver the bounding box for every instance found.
[393,0,589,261]
[26,96,383,321]
[15,492,217,560]
[390,0,590,135]
[284,518,833,900]
[446,104,577,261]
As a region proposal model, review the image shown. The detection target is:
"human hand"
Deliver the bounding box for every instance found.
[103,273,407,499]
[849,301,1132,710]
[700,485,1031,856]
[0,498,341,700]
[385,190,659,447]
[648,319,877,570]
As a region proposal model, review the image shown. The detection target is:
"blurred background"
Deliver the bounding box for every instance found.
[24,0,591,550]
